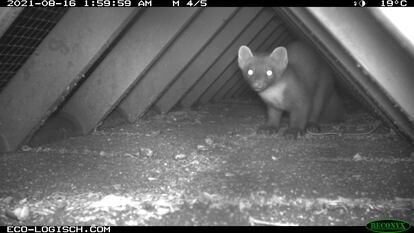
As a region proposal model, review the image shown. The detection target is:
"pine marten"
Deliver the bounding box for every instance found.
[238,40,344,139]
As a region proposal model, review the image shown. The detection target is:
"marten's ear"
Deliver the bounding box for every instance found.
[270,47,288,74]
[238,46,253,69]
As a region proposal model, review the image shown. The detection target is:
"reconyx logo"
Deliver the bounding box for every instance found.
[366,219,411,233]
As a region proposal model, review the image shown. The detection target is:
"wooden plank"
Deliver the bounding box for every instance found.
[179,10,276,108]
[154,7,262,114]
[238,85,251,98]
[311,7,414,119]
[29,8,199,146]
[232,83,249,99]
[56,8,199,135]
[117,7,238,122]
[0,8,23,37]
[277,7,414,142]
[223,79,244,100]
[0,8,138,152]
[214,74,242,101]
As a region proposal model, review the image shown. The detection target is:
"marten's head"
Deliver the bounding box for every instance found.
[238,46,288,92]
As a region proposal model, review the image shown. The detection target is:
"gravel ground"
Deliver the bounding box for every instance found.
[0,99,413,226]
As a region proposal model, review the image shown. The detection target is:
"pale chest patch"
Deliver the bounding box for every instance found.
[258,82,287,109]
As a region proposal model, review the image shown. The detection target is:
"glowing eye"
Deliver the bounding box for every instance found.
[266,70,272,76]
[247,69,254,76]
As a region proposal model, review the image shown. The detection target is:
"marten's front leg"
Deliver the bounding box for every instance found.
[257,106,282,135]
[284,103,310,139]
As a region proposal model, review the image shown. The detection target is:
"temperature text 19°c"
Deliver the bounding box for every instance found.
[381,0,408,6]
[172,0,207,6]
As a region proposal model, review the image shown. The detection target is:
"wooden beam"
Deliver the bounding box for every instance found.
[238,85,252,98]
[117,7,238,122]
[154,7,262,114]
[232,83,249,99]
[277,7,414,142]
[29,8,199,146]
[179,10,276,108]
[0,8,138,152]
[222,79,244,100]
[0,8,23,38]
[58,8,199,135]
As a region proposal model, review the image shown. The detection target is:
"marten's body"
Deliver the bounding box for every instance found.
[238,40,344,139]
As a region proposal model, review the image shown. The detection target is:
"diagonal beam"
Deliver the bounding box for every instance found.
[276,7,414,142]
[59,8,199,135]
[117,7,238,122]
[0,8,138,152]
[179,9,277,108]
[154,7,262,114]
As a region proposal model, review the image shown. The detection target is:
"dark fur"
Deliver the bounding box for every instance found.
[238,40,344,139]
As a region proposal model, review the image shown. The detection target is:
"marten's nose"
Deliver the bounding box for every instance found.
[252,82,263,90]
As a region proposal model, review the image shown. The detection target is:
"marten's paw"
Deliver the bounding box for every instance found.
[283,128,304,140]
[306,122,321,133]
[257,125,279,135]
